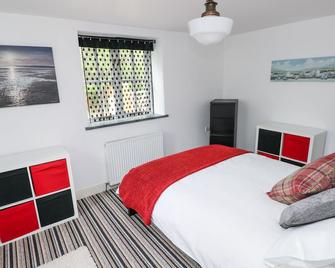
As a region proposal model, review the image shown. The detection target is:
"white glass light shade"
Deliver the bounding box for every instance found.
[188,16,233,45]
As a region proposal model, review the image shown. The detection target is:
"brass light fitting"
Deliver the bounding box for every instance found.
[201,0,221,17]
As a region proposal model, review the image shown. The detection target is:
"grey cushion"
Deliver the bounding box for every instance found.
[280,188,335,229]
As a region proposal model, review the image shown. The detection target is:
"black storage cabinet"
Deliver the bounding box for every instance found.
[0,168,32,207]
[210,99,238,147]
[36,190,74,227]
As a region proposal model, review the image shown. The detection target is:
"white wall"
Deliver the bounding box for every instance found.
[222,15,335,154]
[0,13,222,191]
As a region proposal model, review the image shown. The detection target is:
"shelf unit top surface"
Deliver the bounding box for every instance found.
[257,121,326,137]
[0,146,69,173]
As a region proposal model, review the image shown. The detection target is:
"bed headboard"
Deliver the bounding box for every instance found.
[105,132,164,185]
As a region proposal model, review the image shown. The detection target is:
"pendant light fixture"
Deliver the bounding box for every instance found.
[188,0,233,45]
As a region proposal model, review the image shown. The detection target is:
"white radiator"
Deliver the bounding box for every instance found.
[105,132,164,185]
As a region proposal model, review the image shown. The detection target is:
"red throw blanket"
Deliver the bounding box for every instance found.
[119,145,248,225]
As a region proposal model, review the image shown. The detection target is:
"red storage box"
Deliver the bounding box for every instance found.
[282,134,310,163]
[257,151,279,160]
[30,159,70,196]
[0,201,39,243]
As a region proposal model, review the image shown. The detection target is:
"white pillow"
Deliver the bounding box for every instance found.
[264,218,335,268]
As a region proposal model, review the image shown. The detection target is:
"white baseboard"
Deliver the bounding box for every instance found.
[76,183,107,200]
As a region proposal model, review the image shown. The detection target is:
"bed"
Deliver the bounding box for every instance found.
[118,146,335,268]
[151,153,298,268]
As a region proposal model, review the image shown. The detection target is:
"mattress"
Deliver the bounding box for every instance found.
[151,153,299,268]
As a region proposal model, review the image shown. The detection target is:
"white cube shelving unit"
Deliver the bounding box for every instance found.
[0,147,78,246]
[255,122,327,166]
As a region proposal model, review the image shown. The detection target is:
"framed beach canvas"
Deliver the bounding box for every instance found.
[271,56,335,82]
[0,45,59,108]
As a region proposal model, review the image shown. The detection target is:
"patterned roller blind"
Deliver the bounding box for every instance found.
[79,36,155,123]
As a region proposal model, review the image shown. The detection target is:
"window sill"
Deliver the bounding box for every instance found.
[85,114,169,131]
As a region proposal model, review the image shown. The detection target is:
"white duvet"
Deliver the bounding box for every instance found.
[151,153,299,268]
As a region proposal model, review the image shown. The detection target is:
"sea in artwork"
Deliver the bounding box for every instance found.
[0,46,59,108]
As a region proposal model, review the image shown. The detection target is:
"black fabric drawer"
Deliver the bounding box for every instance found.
[36,189,74,227]
[0,168,32,207]
[281,158,306,167]
[257,129,282,155]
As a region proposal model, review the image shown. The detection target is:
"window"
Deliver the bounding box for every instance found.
[79,35,156,125]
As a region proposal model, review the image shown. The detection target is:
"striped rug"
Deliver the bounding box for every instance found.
[0,185,200,268]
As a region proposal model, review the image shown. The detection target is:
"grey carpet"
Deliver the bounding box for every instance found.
[0,185,200,268]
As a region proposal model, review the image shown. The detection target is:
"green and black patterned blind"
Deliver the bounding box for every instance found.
[79,35,155,123]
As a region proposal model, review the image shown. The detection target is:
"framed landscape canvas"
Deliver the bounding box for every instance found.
[0,45,59,108]
[271,56,335,82]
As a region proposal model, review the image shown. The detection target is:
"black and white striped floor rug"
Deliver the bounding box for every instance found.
[0,186,200,268]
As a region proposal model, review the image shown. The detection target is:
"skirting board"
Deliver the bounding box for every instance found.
[76,183,107,200]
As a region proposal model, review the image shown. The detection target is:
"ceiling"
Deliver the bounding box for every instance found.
[1,0,335,34]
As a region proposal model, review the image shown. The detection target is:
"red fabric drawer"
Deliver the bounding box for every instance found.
[30,159,70,196]
[282,134,310,162]
[0,201,39,243]
[257,151,279,160]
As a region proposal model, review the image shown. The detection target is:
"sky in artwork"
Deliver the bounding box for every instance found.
[272,56,335,72]
[0,45,55,68]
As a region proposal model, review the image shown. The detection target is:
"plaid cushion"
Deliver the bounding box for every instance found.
[268,153,335,204]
